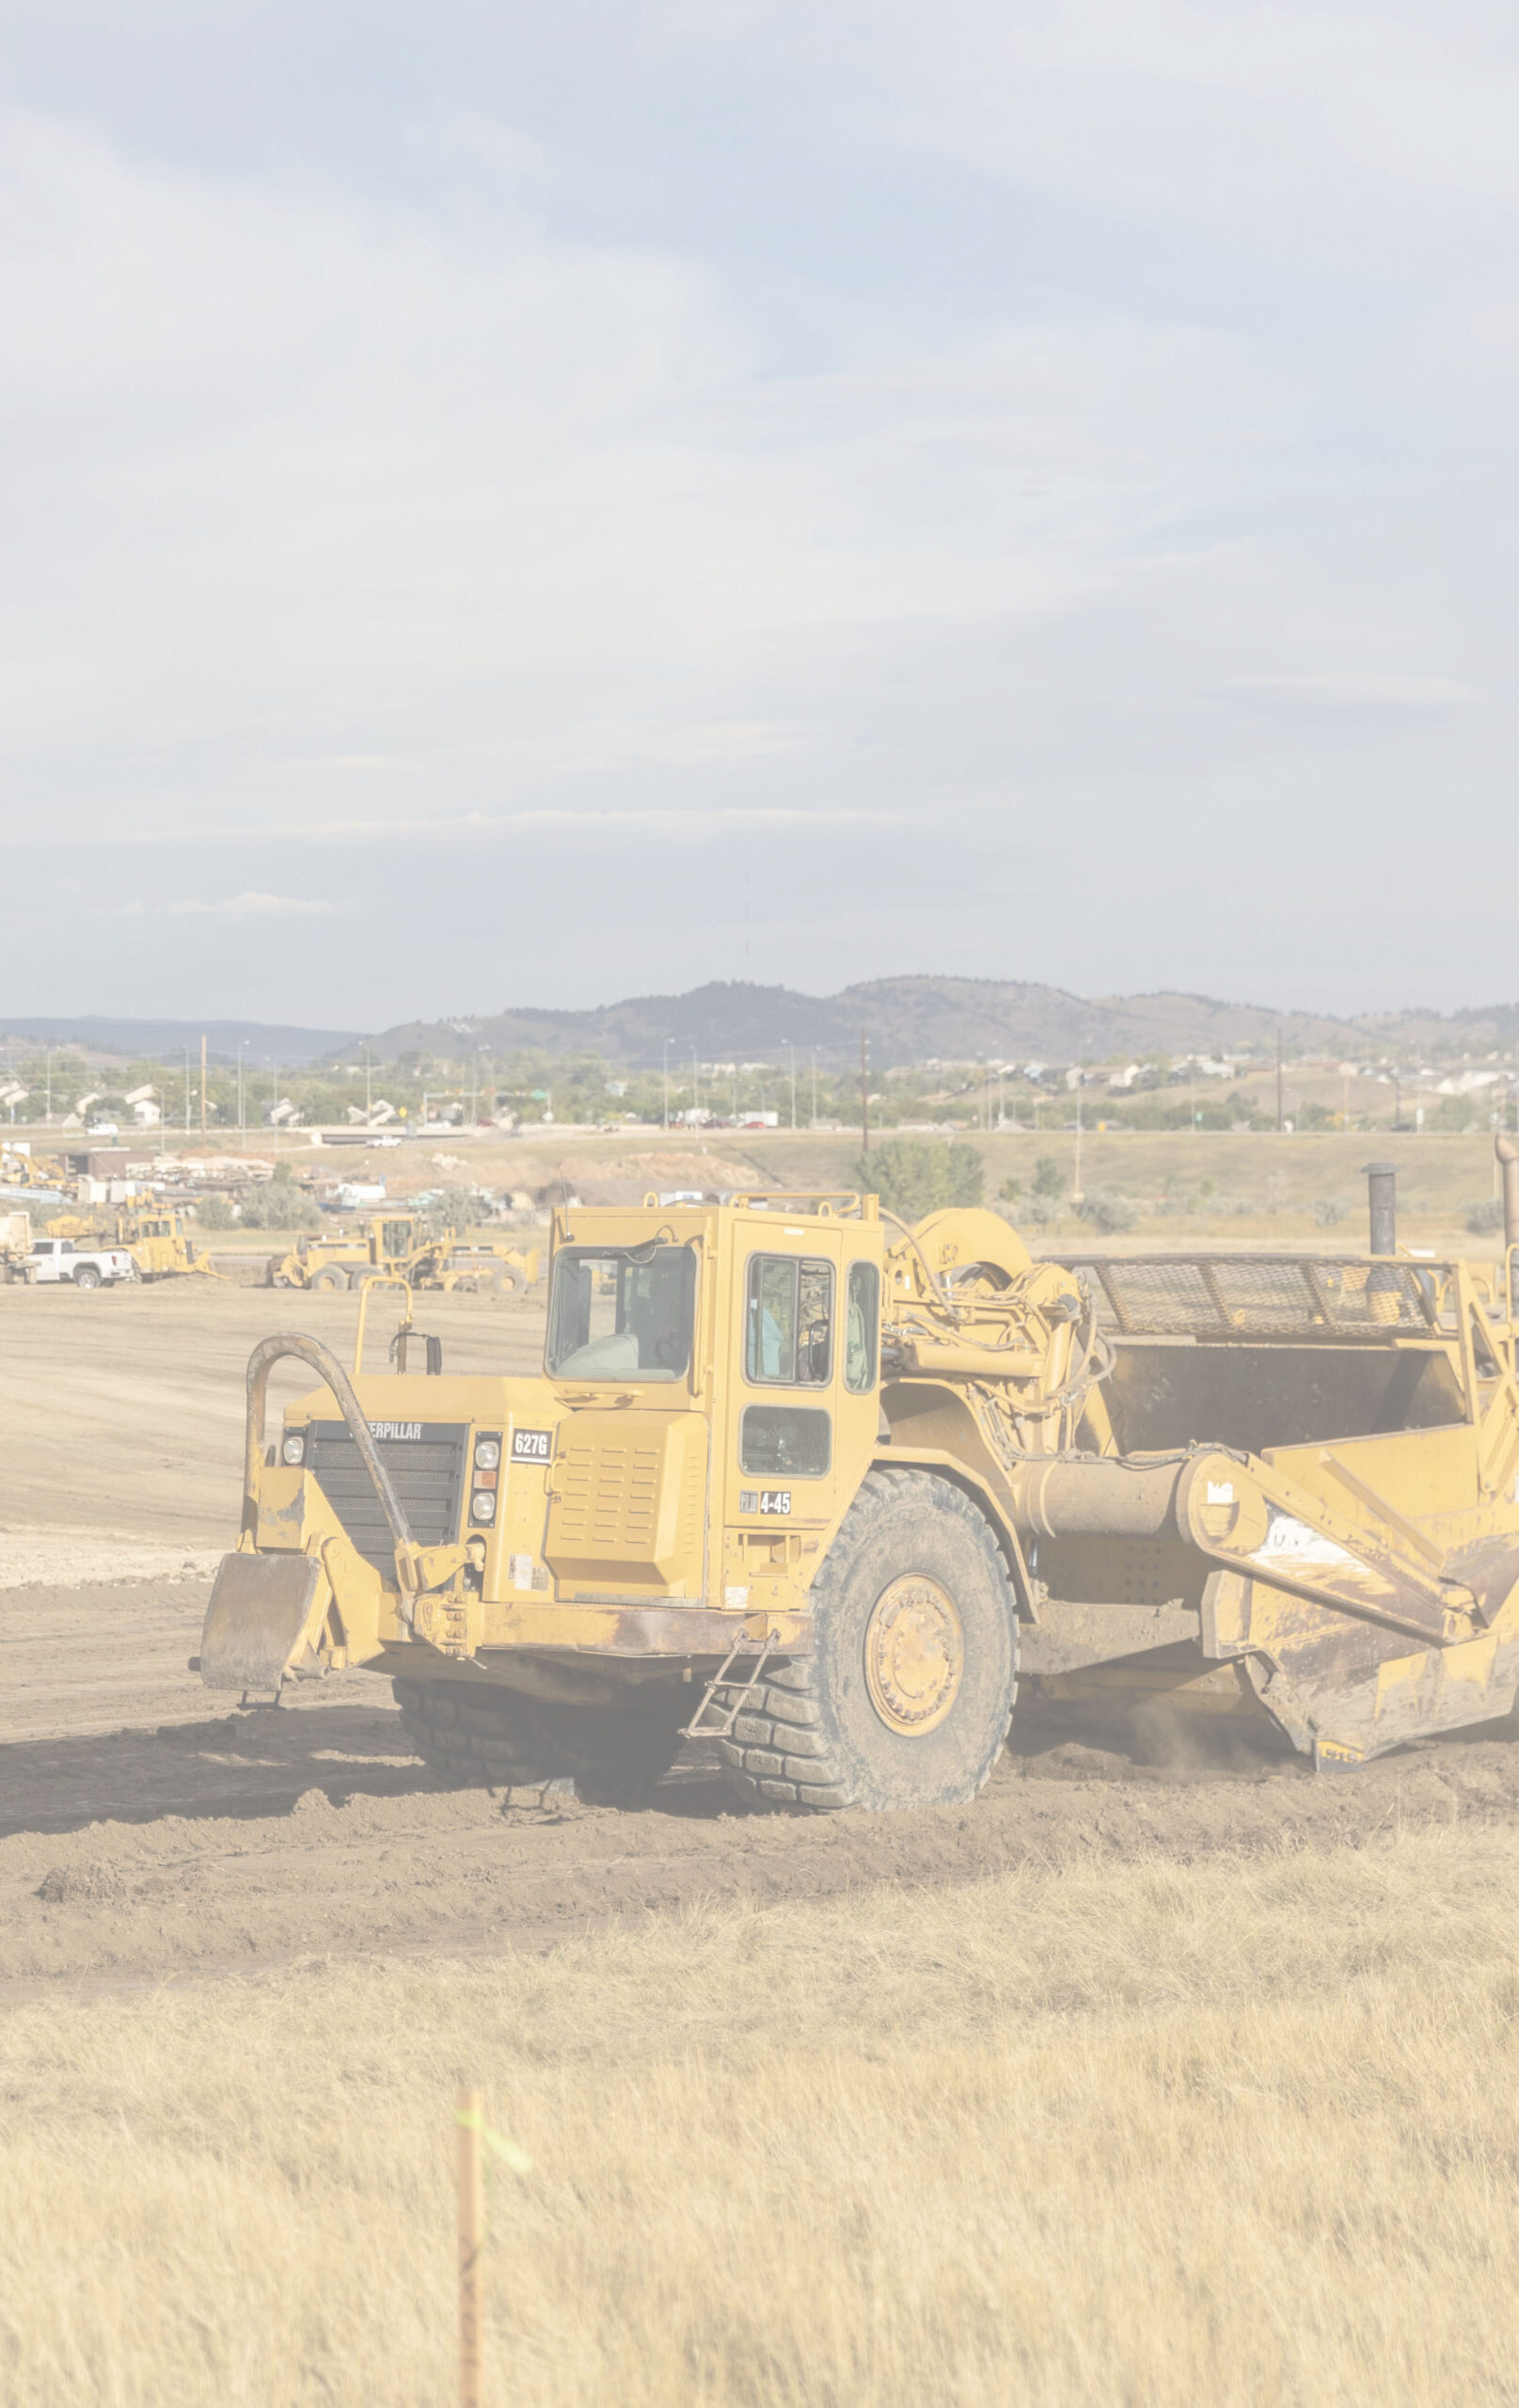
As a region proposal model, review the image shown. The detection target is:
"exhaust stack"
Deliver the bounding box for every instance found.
[1363,1160,1398,1256]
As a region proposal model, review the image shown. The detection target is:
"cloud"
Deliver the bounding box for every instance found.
[0,8,1517,1019]
[118,892,347,919]
[40,806,905,852]
[1217,673,1481,715]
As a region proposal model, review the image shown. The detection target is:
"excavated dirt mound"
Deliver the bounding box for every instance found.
[7,1571,1519,2002]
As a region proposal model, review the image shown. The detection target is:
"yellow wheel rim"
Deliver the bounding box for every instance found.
[863,1575,964,1736]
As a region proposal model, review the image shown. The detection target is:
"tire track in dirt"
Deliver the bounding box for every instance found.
[7,1576,1519,2000]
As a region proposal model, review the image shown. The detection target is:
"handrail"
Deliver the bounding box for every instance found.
[242,1333,417,1603]
[723,1191,868,1216]
[354,1272,412,1375]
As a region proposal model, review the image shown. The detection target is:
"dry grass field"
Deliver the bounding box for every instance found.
[6,1824,1519,2406]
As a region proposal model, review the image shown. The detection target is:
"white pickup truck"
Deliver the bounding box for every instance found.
[24,1237,136,1290]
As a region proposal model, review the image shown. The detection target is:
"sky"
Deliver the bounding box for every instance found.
[1,0,1517,1026]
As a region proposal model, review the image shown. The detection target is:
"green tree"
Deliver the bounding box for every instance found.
[1031,1155,1065,1199]
[426,1184,483,1235]
[1076,1188,1138,1235]
[851,1139,984,1221]
[239,1181,322,1231]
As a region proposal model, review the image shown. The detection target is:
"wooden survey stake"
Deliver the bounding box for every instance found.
[457,2088,484,2407]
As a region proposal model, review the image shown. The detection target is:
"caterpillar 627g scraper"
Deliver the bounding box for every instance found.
[198,1148,1519,1806]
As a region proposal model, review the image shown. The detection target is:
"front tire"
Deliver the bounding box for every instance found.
[394,1677,688,1798]
[715,1470,1018,1813]
[310,1265,349,1292]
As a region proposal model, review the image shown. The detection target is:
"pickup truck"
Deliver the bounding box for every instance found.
[24,1237,136,1290]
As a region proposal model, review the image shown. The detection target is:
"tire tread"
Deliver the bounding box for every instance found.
[715,1469,1017,1814]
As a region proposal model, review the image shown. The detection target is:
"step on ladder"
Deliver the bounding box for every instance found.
[682,1625,780,1741]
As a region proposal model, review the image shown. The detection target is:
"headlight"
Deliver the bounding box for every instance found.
[470,1490,497,1525]
[282,1433,307,1465]
[474,1437,501,1470]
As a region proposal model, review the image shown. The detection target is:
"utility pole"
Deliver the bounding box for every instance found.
[238,1041,247,1148]
[1275,1028,1284,1133]
[861,1028,870,1155]
[663,1038,671,1131]
[692,1049,699,1124]
[788,1043,797,1132]
[1072,1062,1084,1201]
[811,1050,817,1128]
[199,1034,208,1138]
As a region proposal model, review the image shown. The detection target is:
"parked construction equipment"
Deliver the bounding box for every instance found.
[198,1147,1519,1807]
[46,1205,224,1281]
[1,1211,34,1282]
[266,1212,540,1299]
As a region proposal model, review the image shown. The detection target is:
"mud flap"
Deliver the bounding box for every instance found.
[199,1552,326,1691]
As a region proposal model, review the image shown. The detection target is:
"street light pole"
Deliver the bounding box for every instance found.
[789,1043,797,1132]
[1072,1061,1084,1202]
[663,1038,671,1131]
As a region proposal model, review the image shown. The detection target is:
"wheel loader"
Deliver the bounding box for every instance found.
[267,1212,540,1299]
[197,1149,1519,1807]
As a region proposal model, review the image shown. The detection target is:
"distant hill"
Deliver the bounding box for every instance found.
[0,1016,361,1067]
[7,984,1515,1075]
[368,976,1508,1069]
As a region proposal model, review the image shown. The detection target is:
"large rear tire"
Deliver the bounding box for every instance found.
[71,1263,103,1291]
[394,1677,688,1798]
[715,1469,1018,1813]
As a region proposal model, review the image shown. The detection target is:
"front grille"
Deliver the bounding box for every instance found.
[1057,1255,1448,1342]
[307,1419,467,1575]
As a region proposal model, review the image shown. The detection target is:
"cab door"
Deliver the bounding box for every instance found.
[720,1223,883,1606]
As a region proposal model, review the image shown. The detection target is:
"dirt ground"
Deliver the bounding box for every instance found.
[7,1274,1519,2008]
[0,1276,546,1542]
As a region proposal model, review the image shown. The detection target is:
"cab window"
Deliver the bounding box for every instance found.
[547,1243,698,1382]
[845,1261,879,1392]
[746,1256,832,1386]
